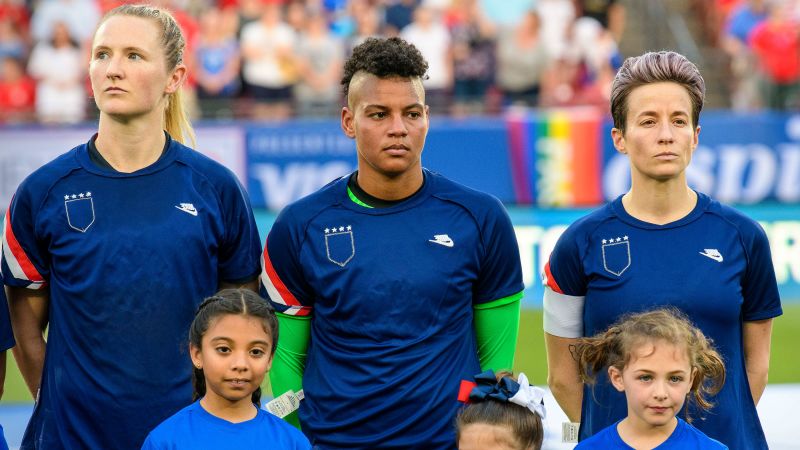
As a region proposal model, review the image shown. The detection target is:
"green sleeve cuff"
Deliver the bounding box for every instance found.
[474,293,522,372]
[269,312,311,428]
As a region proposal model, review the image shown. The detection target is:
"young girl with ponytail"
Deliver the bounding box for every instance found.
[142,289,310,449]
[573,308,728,449]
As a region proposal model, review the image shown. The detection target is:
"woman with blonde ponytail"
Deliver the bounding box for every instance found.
[2,5,261,449]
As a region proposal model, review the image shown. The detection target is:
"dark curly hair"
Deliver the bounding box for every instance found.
[341,37,429,98]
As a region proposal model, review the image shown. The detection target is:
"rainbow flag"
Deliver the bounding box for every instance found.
[507,107,605,206]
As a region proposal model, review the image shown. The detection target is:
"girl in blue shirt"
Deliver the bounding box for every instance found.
[142,289,310,450]
[573,309,727,450]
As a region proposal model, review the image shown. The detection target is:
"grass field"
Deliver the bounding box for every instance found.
[1,305,798,404]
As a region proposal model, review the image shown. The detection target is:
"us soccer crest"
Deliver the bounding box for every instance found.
[324,225,354,267]
[64,192,95,232]
[601,235,630,276]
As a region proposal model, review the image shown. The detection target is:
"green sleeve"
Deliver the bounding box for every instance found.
[269,312,311,428]
[473,292,522,372]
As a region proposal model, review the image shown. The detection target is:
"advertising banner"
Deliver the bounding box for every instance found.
[0,126,246,208]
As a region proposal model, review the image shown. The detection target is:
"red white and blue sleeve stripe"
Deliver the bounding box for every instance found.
[2,208,46,290]
[260,240,311,317]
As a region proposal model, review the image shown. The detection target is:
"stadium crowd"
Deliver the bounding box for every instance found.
[2,0,799,124]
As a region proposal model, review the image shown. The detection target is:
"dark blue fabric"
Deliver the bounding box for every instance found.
[1,136,262,450]
[547,192,782,450]
[469,370,519,403]
[0,276,13,353]
[263,169,523,449]
[575,418,728,449]
[141,401,311,450]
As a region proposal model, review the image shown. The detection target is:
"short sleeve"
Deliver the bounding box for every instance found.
[473,197,524,305]
[741,221,782,321]
[2,188,48,290]
[543,224,588,297]
[260,207,313,316]
[217,174,262,283]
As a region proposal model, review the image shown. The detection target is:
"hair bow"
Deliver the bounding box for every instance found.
[469,370,547,419]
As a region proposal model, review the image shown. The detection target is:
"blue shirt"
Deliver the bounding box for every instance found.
[545,192,781,450]
[1,135,262,450]
[575,418,728,449]
[262,169,523,449]
[141,401,311,450]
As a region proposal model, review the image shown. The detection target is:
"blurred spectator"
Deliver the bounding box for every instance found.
[479,0,534,26]
[495,10,548,107]
[347,2,380,50]
[449,0,496,115]
[27,21,85,123]
[536,0,576,60]
[196,6,241,116]
[748,0,800,110]
[401,4,452,112]
[0,0,29,36]
[236,0,265,32]
[294,9,343,116]
[384,0,418,36]
[286,0,307,31]
[0,56,35,123]
[544,16,619,107]
[574,0,625,42]
[722,0,768,110]
[30,0,99,46]
[0,18,27,61]
[240,2,297,119]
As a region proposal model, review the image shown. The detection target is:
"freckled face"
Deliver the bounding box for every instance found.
[89,15,184,119]
[609,340,695,430]
[612,82,700,184]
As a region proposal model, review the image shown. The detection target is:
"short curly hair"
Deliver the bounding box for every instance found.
[341,37,429,98]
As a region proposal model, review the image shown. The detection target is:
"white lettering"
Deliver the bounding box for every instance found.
[777,145,800,202]
[251,162,353,210]
[766,221,800,285]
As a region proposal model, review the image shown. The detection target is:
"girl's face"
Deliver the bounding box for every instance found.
[191,314,273,409]
[459,423,523,450]
[609,339,695,430]
[89,15,185,120]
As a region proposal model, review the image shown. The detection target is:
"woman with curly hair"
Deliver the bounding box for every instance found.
[261,36,524,449]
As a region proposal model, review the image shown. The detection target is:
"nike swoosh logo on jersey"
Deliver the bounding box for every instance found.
[429,234,454,247]
[699,249,723,262]
[175,203,198,216]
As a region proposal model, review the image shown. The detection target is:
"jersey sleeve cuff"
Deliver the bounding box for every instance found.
[543,287,585,338]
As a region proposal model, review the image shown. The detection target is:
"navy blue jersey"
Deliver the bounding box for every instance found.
[575,418,728,449]
[0,276,13,353]
[262,169,524,449]
[141,401,311,450]
[1,136,262,450]
[544,192,782,450]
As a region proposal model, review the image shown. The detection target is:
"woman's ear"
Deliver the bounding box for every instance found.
[611,128,626,154]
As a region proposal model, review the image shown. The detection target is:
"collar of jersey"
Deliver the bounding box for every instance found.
[340,168,434,214]
[610,189,711,230]
[75,132,180,177]
[192,400,263,429]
